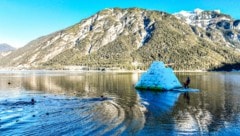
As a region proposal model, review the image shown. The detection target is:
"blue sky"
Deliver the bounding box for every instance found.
[0,0,239,48]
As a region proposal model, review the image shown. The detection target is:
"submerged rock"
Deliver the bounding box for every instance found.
[135,61,182,91]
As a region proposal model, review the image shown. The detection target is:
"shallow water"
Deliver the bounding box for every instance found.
[0,71,240,135]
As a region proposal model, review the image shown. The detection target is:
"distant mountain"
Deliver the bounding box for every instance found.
[1,8,240,71]
[174,8,240,48]
[0,43,16,58]
[0,43,16,52]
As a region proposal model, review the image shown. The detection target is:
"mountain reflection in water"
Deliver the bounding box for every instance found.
[0,72,145,135]
[0,71,240,135]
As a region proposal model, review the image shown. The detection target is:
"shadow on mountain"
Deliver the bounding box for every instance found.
[209,62,240,71]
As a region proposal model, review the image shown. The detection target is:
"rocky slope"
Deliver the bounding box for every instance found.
[1,8,240,71]
[0,43,16,58]
[174,8,240,48]
[0,43,15,52]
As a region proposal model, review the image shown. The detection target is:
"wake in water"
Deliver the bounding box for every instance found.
[0,93,145,136]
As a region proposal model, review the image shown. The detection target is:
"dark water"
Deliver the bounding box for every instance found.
[0,71,240,135]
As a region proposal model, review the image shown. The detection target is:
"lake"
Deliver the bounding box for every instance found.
[0,71,240,135]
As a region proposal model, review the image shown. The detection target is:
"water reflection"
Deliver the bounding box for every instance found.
[183,92,190,104]
[137,90,180,116]
[0,71,240,135]
[174,72,240,135]
[0,72,145,135]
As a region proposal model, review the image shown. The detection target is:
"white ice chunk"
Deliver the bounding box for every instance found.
[135,61,182,90]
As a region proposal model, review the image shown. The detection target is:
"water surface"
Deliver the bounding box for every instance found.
[0,71,240,135]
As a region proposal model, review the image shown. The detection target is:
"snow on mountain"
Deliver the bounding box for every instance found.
[174,8,240,48]
[174,8,227,28]
[1,8,240,71]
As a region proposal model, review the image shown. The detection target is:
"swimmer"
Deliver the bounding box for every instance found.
[31,98,36,105]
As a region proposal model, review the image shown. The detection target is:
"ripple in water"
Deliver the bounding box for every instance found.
[0,94,145,136]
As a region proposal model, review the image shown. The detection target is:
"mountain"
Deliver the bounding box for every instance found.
[0,43,16,58]
[0,43,16,52]
[1,8,240,71]
[174,8,240,48]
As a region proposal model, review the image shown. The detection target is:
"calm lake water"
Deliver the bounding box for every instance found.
[0,71,240,135]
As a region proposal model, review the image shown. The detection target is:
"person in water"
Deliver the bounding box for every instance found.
[31,98,36,105]
[184,77,190,88]
[100,95,107,101]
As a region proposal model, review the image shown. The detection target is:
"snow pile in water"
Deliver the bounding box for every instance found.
[135,61,182,90]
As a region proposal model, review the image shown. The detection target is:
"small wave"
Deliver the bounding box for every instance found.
[0,94,145,135]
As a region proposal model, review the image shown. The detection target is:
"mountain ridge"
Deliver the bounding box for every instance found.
[0,43,16,58]
[1,8,240,71]
[174,8,240,48]
[0,43,16,52]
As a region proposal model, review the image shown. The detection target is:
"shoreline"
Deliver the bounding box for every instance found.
[0,69,238,73]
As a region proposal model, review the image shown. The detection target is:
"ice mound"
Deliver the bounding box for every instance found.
[135,61,182,91]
